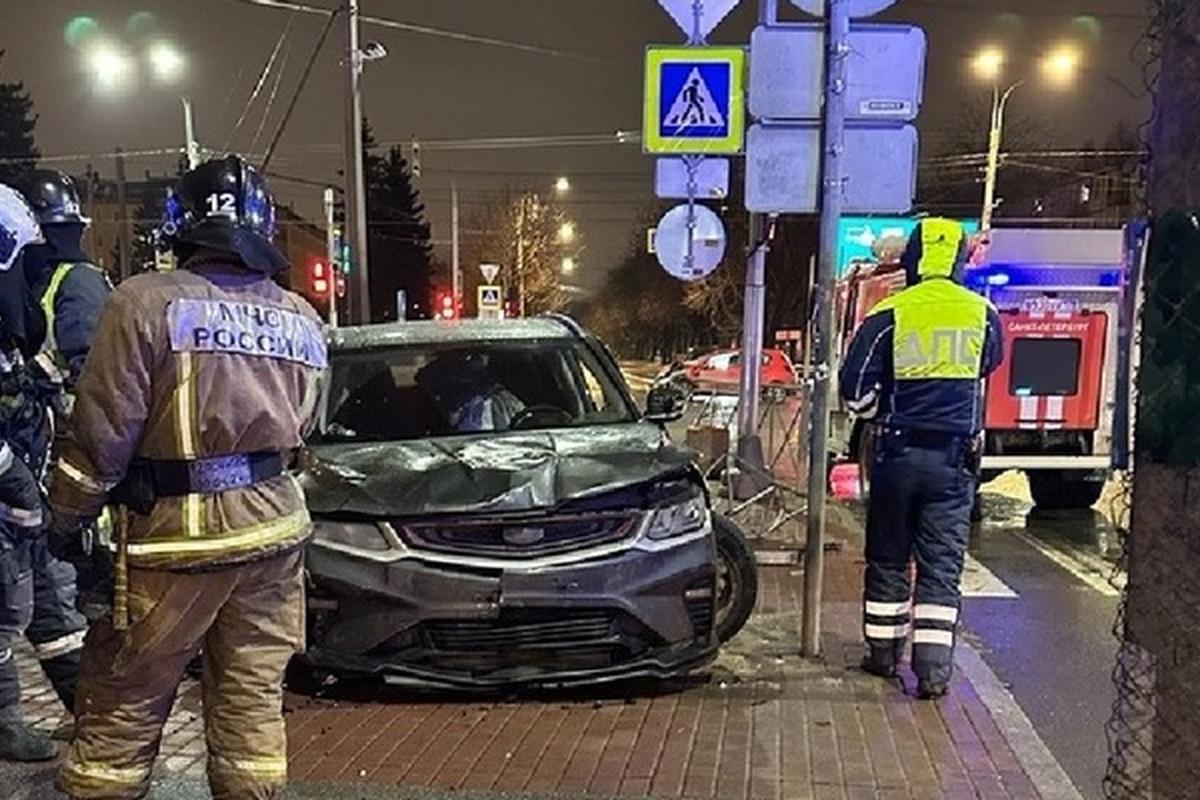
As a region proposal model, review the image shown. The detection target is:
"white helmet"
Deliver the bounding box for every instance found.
[0,183,43,272]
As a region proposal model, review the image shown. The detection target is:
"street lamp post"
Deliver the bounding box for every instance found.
[971,45,1079,230]
[981,81,1024,231]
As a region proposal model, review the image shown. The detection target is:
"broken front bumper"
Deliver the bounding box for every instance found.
[302,521,718,690]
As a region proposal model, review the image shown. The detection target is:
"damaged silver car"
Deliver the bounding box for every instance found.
[296,316,757,690]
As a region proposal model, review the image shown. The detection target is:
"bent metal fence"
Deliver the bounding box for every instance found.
[1105,213,1200,799]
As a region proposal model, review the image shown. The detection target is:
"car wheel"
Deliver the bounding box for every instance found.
[713,515,759,644]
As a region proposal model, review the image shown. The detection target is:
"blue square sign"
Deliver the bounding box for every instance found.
[659,62,732,139]
[644,46,745,155]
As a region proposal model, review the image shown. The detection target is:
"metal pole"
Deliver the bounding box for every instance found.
[802,0,851,659]
[517,195,527,318]
[981,82,1022,231]
[451,177,462,306]
[181,96,201,169]
[324,187,339,328]
[736,216,770,480]
[981,85,1001,231]
[343,0,371,323]
[115,148,131,283]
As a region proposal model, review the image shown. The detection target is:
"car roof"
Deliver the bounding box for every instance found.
[327,316,582,351]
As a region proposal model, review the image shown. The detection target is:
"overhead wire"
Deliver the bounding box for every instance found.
[262,7,342,169]
[224,16,294,150]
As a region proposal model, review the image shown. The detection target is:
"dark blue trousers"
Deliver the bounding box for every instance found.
[863,429,975,686]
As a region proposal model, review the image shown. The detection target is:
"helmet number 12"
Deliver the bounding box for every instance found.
[206,192,237,219]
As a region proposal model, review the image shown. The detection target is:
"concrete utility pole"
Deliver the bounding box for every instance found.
[516,195,528,318]
[115,148,131,282]
[980,82,1023,230]
[451,178,462,307]
[324,187,339,328]
[343,0,371,323]
[802,0,851,658]
[182,96,201,169]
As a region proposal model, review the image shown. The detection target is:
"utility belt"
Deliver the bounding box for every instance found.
[110,451,286,516]
[880,427,983,474]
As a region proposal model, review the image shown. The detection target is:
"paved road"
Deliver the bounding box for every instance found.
[964,484,1122,800]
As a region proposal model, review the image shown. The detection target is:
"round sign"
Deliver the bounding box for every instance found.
[653,203,727,282]
[790,0,896,18]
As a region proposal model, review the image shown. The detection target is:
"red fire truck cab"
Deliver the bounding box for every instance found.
[833,225,1146,510]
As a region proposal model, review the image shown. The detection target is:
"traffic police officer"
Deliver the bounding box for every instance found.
[0,184,72,761]
[48,155,327,799]
[839,218,1003,699]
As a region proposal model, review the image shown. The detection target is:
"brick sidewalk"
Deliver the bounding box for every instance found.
[8,549,1060,800]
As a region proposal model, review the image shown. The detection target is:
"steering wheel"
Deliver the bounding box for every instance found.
[508,405,574,431]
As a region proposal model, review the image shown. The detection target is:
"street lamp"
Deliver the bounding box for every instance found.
[558,222,576,244]
[147,41,186,83]
[85,42,135,93]
[973,45,1080,230]
[555,176,571,195]
[561,256,577,275]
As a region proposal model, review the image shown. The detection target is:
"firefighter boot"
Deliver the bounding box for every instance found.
[0,707,57,762]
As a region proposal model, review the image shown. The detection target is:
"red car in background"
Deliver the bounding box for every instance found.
[684,348,798,388]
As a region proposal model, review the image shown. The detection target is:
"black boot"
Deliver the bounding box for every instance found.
[917,680,949,700]
[0,709,57,762]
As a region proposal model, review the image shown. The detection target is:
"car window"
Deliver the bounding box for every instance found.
[319,338,635,442]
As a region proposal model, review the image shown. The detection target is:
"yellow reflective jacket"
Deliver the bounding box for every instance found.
[49,260,327,570]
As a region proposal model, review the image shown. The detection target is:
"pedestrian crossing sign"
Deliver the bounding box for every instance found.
[478,285,503,309]
[644,46,746,155]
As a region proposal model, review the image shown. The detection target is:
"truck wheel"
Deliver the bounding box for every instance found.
[713,515,759,644]
[1028,470,1105,511]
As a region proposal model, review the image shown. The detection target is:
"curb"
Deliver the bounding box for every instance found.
[955,639,1085,800]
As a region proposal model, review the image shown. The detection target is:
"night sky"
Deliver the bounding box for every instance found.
[0,0,1149,291]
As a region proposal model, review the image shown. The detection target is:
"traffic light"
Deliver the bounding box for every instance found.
[411,138,422,179]
[311,261,329,296]
[437,291,457,320]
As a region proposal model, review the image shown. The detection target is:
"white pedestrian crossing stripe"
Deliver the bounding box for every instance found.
[960,553,1019,598]
[664,68,725,130]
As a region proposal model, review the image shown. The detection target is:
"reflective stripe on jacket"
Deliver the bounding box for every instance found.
[39,261,112,387]
[49,262,327,570]
[840,278,1003,436]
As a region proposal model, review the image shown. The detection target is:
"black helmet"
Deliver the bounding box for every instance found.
[159,154,287,274]
[16,169,90,226]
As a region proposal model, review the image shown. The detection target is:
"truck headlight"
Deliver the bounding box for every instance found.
[645,484,708,540]
[312,519,393,552]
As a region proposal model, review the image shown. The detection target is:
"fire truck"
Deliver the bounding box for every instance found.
[832,224,1148,510]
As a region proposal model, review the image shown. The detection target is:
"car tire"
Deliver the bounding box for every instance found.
[713,515,759,644]
[1027,470,1105,510]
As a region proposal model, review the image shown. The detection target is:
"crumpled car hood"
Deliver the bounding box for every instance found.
[300,423,694,517]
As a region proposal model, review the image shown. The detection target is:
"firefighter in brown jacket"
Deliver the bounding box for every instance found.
[46,155,327,800]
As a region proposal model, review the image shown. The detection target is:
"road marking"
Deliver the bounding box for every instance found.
[1011,530,1122,597]
[961,553,1019,599]
[955,639,1086,800]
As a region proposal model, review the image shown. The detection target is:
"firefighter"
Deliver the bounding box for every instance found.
[16,169,112,395]
[47,155,327,799]
[0,183,68,761]
[839,218,1004,699]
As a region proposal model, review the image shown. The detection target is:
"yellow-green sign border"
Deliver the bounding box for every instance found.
[643,45,746,155]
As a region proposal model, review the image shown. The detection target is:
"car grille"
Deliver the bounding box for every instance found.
[425,610,615,651]
[400,512,639,558]
[418,609,649,674]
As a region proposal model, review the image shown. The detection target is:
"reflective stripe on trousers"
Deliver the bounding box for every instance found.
[59,549,304,800]
[863,438,973,685]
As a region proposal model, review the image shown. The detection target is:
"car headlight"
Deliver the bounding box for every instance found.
[645,484,709,540]
[312,519,394,552]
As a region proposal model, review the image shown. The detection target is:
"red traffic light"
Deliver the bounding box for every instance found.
[311,261,330,295]
[437,291,459,320]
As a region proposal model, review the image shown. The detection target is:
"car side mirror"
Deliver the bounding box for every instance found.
[645,383,685,423]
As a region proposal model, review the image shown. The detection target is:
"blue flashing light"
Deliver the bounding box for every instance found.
[985,272,1011,287]
[1014,387,1033,397]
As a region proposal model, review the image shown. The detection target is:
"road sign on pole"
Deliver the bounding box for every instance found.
[655,157,731,199]
[643,46,747,155]
[478,284,504,320]
[745,122,918,214]
[480,262,501,285]
[749,24,926,122]
[791,0,895,17]
[656,0,742,40]
[653,203,727,280]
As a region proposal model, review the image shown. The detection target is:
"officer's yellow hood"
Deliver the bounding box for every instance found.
[901,218,969,286]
